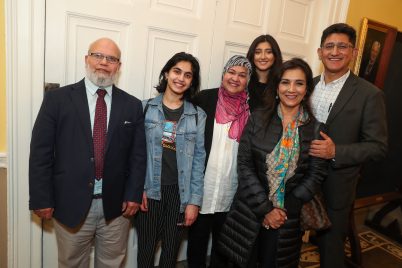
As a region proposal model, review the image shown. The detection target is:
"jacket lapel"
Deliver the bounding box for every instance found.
[106,86,124,152]
[70,79,93,149]
[326,73,358,125]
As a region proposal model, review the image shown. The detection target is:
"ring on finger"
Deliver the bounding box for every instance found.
[263,224,270,230]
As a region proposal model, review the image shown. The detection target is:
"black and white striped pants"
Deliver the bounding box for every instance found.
[135,184,185,268]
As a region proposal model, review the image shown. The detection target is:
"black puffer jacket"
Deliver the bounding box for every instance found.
[218,109,328,268]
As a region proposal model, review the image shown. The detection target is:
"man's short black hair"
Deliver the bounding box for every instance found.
[320,23,357,47]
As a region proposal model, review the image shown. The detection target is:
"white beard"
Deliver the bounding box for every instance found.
[85,65,117,87]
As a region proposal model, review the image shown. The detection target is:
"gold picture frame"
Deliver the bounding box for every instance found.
[353,18,397,89]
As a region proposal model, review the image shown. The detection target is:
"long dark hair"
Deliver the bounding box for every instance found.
[155,52,201,101]
[263,58,315,123]
[246,34,283,87]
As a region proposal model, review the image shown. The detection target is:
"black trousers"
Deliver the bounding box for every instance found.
[187,212,230,268]
[317,205,352,268]
[257,227,279,268]
[135,184,185,268]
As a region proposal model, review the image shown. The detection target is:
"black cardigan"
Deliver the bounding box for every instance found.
[192,88,219,163]
[218,108,328,268]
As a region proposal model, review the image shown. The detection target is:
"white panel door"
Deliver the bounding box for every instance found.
[45,0,217,99]
[44,0,217,267]
[208,0,273,87]
[208,0,332,88]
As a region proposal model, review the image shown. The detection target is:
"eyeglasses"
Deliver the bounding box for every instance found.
[322,42,354,52]
[88,52,120,64]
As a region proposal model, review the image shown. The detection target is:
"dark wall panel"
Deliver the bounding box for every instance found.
[357,32,402,198]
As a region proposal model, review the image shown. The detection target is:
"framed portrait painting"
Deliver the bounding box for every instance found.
[353,18,397,89]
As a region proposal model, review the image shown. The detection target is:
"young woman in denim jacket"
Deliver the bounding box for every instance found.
[135,52,207,268]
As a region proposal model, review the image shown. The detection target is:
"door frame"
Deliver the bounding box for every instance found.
[5,0,46,266]
[5,0,349,267]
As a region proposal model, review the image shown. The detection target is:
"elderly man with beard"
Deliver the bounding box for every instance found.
[29,38,146,267]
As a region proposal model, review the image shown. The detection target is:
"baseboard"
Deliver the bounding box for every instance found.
[0,153,7,168]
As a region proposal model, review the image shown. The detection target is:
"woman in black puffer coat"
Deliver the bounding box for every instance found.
[217,58,329,268]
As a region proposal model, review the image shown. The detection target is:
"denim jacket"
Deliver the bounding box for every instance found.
[142,94,206,212]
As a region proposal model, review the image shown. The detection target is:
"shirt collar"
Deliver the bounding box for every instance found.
[84,77,113,96]
[319,70,350,87]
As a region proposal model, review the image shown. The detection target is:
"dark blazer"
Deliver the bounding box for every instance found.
[29,79,147,228]
[314,72,388,209]
[192,88,218,162]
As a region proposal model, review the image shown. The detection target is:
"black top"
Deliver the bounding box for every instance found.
[248,78,269,112]
[192,88,219,164]
[161,103,183,185]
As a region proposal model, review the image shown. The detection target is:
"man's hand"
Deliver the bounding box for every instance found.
[309,131,336,159]
[140,192,148,212]
[122,201,140,217]
[33,208,54,220]
[183,204,199,227]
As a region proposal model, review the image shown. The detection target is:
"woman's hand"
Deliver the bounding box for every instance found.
[140,192,148,212]
[262,208,287,229]
[183,204,200,226]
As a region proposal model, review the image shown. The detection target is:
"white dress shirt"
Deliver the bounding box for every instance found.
[311,70,350,123]
[84,78,112,131]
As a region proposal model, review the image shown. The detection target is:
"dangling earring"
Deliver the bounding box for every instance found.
[275,95,279,100]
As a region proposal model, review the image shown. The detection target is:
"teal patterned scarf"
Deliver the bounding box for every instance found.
[266,106,309,209]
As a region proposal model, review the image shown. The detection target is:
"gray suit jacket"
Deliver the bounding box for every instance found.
[314,72,388,209]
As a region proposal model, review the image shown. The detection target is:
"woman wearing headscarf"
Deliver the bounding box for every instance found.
[187,55,252,268]
[247,34,283,112]
[218,58,328,268]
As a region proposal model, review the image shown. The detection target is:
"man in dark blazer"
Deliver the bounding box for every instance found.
[29,38,146,267]
[309,23,387,268]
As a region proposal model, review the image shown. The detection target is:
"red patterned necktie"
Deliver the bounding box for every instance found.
[93,89,107,180]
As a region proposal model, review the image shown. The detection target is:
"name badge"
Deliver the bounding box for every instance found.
[93,179,103,195]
